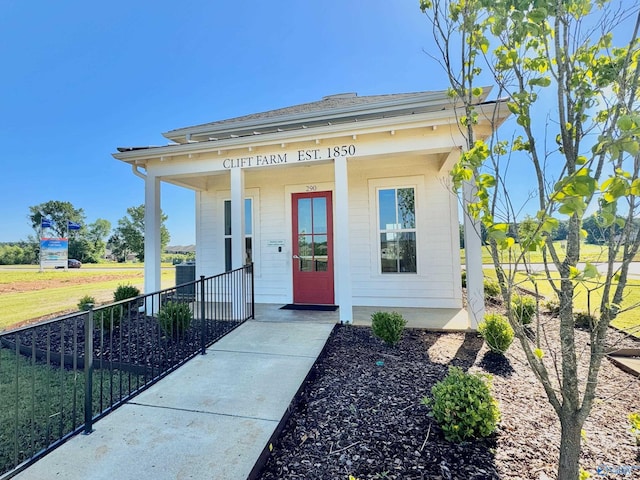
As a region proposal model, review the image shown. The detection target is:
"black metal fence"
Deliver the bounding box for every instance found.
[0,264,254,479]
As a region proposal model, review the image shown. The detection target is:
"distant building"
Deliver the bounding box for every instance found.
[164,245,196,255]
[113,90,509,328]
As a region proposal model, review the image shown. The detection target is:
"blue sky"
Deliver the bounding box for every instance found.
[2,2,634,246]
[0,0,447,245]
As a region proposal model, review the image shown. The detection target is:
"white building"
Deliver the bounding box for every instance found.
[113,90,508,329]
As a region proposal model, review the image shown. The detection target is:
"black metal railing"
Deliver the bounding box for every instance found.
[0,264,254,479]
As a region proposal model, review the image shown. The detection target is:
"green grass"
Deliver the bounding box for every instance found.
[0,269,175,331]
[482,269,640,338]
[461,241,640,264]
[0,347,142,476]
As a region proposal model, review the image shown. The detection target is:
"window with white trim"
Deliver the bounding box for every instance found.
[378,187,416,273]
[224,198,252,271]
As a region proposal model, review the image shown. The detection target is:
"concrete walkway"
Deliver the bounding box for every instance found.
[13,320,334,480]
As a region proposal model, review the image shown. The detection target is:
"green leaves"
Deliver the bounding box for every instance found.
[424,366,500,442]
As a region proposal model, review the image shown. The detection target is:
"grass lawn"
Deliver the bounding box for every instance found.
[483,269,640,337]
[0,348,140,476]
[0,268,175,331]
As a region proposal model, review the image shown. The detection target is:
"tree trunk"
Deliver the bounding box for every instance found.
[557,414,583,480]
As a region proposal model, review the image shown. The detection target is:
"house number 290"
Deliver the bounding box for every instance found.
[306,185,317,192]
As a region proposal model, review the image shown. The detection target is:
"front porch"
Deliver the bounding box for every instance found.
[254,303,470,330]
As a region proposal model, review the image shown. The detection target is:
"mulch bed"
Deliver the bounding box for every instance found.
[257,316,640,479]
[1,313,239,374]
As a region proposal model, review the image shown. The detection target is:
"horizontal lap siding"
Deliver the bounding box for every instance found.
[249,165,334,303]
[348,155,461,308]
[196,190,222,278]
[195,155,461,308]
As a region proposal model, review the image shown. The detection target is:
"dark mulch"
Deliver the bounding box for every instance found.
[1,313,239,373]
[257,320,640,480]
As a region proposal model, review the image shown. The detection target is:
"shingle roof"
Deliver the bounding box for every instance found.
[162,90,476,144]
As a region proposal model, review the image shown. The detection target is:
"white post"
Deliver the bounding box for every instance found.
[334,157,353,323]
[230,168,246,269]
[462,176,484,330]
[144,174,162,295]
[230,168,246,319]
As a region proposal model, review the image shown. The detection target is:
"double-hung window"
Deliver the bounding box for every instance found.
[378,187,416,273]
[224,198,253,271]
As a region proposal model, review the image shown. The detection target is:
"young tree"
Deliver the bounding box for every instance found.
[84,218,111,262]
[112,205,170,262]
[420,1,639,479]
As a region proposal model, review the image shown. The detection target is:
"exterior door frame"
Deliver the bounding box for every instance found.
[291,190,334,304]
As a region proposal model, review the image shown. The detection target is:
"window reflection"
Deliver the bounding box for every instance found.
[378,188,417,273]
[296,197,329,272]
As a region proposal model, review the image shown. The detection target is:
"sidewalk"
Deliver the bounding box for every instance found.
[13,320,334,480]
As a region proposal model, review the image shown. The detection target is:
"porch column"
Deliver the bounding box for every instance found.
[230,167,246,269]
[144,174,162,294]
[462,175,484,330]
[334,156,353,323]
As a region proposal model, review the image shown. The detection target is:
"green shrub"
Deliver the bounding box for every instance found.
[158,301,193,338]
[478,313,514,355]
[574,311,598,330]
[77,295,96,311]
[113,284,141,302]
[629,413,640,446]
[422,366,500,442]
[461,270,467,288]
[96,305,125,330]
[96,284,142,329]
[483,280,501,301]
[511,294,535,325]
[371,311,407,346]
[544,298,560,316]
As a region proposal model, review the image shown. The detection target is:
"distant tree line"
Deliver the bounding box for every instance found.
[0,200,170,265]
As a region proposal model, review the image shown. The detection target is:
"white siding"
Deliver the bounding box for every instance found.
[195,154,461,309]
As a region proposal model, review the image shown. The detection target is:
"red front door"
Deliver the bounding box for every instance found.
[292,191,334,304]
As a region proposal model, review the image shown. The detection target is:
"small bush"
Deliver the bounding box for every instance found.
[511,294,535,325]
[422,366,500,442]
[544,299,560,316]
[96,305,124,330]
[371,311,407,346]
[483,280,501,301]
[77,295,96,311]
[574,311,598,330]
[629,413,640,446]
[113,284,141,302]
[96,284,142,329]
[461,270,467,288]
[158,301,192,338]
[478,313,514,355]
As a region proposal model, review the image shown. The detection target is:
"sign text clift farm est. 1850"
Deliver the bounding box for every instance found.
[222,144,356,169]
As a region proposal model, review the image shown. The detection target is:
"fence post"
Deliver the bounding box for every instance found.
[200,275,206,355]
[250,263,255,319]
[84,307,94,434]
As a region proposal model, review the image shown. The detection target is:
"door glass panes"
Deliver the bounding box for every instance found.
[297,198,311,234]
[224,198,253,271]
[378,188,417,273]
[298,234,313,272]
[296,197,329,272]
[313,197,327,233]
[314,234,328,271]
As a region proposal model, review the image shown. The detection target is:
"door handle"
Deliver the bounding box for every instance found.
[292,255,300,259]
